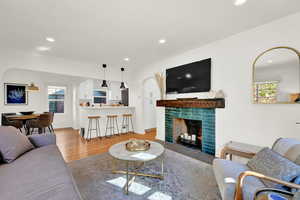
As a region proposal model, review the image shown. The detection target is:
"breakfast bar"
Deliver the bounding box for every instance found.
[79,106,135,139]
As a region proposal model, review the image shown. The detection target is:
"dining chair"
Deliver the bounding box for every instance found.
[44,112,54,133]
[26,113,52,134]
[1,113,23,133]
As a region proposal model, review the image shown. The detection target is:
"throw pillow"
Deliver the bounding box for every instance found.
[0,126,34,163]
[247,148,300,189]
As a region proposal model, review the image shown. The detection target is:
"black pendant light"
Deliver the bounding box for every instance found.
[120,67,126,89]
[101,64,108,87]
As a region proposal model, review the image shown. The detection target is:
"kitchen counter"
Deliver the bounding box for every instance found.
[79,106,135,139]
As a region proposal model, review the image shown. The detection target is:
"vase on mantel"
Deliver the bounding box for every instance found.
[155,72,165,100]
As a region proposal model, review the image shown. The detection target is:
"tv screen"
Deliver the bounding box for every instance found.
[166,58,211,94]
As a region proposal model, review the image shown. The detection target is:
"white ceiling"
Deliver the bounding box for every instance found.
[0,0,300,69]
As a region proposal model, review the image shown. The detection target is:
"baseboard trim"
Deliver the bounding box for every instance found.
[54,127,74,131]
[145,128,157,133]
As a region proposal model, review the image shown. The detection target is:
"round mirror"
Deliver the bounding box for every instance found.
[253,47,300,104]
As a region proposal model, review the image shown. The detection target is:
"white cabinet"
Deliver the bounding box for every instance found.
[79,79,93,99]
[109,82,121,100]
[79,79,122,101]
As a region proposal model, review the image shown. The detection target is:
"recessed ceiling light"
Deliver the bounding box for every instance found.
[234,0,247,6]
[46,37,55,42]
[124,58,130,61]
[36,46,51,51]
[159,39,166,44]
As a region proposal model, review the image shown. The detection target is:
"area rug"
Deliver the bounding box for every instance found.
[68,149,221,200]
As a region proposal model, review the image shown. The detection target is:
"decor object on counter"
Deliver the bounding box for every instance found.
[20,111,35,115]
[215,90,225,98]
[155,72,165,100]
[4,83,28,105]
[26,83,39,91]
[101,64,108,87]
[125,139,151,152]
[120,67,126,89]
[207,90,225,99]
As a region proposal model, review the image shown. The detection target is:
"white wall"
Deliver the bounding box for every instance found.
[143,77,160,130]
[130,12,300,155]
[1,69,77,128]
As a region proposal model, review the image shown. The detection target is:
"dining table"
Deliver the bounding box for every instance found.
[6,114,40,135]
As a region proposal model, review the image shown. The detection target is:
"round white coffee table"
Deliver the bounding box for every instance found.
[109,140,165,195]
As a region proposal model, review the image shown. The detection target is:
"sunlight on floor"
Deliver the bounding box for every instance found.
[106,176,172,199]
[106,177,151,195]
[148,191,172,200]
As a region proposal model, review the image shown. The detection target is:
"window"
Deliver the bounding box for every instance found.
[254,81,278,103]
[48,86,66,113]
[93,89,107,104]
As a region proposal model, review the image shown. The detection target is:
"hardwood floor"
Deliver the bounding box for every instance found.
[55,128,156,163]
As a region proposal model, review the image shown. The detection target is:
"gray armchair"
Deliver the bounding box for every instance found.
[213,138,300,200]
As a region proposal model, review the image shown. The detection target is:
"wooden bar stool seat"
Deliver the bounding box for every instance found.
[121,114,134,134]
[87,116,101,140]
[105,115,119,137]
[88,116,101,119]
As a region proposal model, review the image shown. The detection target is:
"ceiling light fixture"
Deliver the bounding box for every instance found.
[159,39,166,44]
[124,58,130,62]
[120,67,126,89]
[234,0,247,6]
[101,64,108,88]
[46,37,55,42]
[36,46,51,51]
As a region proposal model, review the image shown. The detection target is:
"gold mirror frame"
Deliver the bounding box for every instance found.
[252,46,300,104]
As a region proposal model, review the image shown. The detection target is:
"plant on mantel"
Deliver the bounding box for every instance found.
[155,72,165,100]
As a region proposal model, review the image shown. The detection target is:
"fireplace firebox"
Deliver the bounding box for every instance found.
[165,107,215,155]
[173,118,202,150]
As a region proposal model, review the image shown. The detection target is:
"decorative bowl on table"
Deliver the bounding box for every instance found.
[20,111,35,115]
[125,139,151,152]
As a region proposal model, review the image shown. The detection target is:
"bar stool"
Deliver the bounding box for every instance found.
[121,114,134,134]
[105,115,119,137]
[86,116,101,140]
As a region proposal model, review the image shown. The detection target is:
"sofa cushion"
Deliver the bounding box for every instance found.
[28,134,56,147]
[213,159,265,200]
[0,145,82,200]
[247,148,300,189]
[0,126,34,163]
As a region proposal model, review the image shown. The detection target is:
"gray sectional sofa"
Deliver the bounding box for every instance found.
[0,128,82,200]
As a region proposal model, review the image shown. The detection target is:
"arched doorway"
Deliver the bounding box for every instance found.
[142,77,160,131]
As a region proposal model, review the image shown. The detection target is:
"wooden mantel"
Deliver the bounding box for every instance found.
[156,98,225,109]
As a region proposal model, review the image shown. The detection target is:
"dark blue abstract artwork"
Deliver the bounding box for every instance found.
[4,84,28,105]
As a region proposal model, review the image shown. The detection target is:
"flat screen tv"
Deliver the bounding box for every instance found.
[166,58,211,94]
